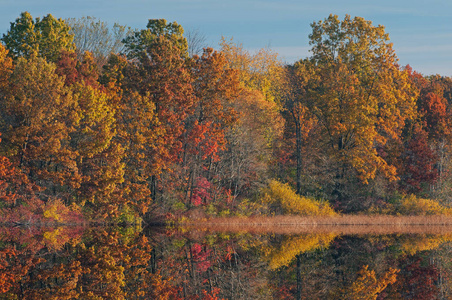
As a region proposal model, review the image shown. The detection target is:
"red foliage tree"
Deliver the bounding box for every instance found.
[400,125,438,193]
[419,92,450,140]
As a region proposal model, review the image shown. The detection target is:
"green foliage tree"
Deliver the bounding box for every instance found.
[123,19,188,59]
[2,12,74,62]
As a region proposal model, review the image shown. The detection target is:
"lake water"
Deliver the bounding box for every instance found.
[1,226,451,299]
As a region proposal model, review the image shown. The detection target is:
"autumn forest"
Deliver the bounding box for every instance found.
[1,12,452,225]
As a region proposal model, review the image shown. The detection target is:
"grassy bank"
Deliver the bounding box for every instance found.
[181,215,452,234]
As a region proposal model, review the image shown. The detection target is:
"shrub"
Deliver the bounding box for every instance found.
[261,180,336,216]
[397,194,452,215]
[118,204,142,225]
[43,198,69,222]
[234,198,268,216]
[171,201,187,212]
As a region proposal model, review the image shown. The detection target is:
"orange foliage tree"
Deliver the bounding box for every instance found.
[0,54,78,198]
[292,15,417,208]
[180,48,241,206]
[120,19,194,206]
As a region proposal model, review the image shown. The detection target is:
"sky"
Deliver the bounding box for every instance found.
[1,0,452,75]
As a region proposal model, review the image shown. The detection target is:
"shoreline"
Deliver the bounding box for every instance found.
[180,215,452,234]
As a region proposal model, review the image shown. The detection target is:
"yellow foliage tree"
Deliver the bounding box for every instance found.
[220,37,286,104]
[0,54,78,195]
[0,44,12,96]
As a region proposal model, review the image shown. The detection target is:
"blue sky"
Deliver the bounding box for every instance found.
[1,0,452,75]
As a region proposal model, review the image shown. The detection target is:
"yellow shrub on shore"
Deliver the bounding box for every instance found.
[398,194,452,216]
[261,180,336,216]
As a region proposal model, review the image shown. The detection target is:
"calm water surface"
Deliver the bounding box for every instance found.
[1,226,451,299]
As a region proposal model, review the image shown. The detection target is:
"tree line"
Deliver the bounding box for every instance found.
[0,12,451,222]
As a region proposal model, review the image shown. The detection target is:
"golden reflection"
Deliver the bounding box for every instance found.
[264,233,337,269]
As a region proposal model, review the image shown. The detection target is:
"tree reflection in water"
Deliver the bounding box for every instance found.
[1,226,452,299]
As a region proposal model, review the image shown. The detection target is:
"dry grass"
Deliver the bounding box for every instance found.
[181,215,452,235]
